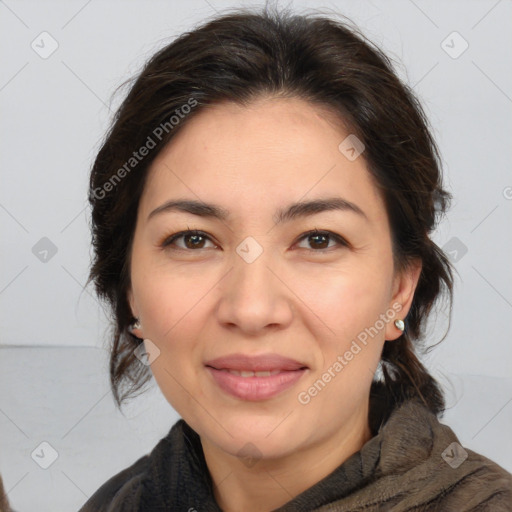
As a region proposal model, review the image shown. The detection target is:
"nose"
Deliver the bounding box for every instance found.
[215,246,293,335]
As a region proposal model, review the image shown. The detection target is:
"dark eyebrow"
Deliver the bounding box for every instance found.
[148,200,230,222]
[147,197,367,223]
[274,197,367,224]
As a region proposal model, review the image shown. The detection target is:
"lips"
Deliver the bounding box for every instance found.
[204,353,308,401]
[204,353,308,372]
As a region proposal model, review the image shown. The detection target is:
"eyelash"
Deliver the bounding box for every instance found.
[160,229,349,253]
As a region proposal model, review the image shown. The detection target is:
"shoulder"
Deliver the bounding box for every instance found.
[417,402,512,510]
[78,420,187,512]
[77,453,149,512]
[438,448,512,511]
[373,398,512,511]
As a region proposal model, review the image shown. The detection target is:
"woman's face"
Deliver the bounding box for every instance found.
[128,97,420,462]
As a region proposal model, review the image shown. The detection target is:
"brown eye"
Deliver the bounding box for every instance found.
[162,230,217,250]
[296,230,348,252]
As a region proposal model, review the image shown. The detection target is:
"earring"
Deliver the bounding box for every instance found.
[129,319,141,333]
[394,319,405,332]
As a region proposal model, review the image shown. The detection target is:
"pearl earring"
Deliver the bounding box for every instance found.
[129,319,141,333]
[394,319,405,332]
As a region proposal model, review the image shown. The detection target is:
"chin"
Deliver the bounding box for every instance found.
[204,415,304,457]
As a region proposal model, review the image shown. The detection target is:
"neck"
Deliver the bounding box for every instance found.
[200,407,373,512]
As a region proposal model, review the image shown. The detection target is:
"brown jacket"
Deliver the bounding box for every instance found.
[78,396,511,511]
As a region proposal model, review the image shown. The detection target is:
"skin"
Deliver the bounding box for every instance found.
[128,96,421,512]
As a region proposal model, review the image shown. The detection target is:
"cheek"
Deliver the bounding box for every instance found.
[294,262,392,340]
[136,274,211,417]
[148,360,205,427]
[294,263,392,400]
[133,258,216,341]
[131,263,217,395]
[299,273,389,400]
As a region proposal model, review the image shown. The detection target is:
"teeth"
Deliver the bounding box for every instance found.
[255,371,272,377]
[226,369,281,377]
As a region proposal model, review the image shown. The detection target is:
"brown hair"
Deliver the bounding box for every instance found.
[87,5,454,421]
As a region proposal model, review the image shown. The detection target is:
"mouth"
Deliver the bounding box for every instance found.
[216,369,283,377]
[204,353,308,401]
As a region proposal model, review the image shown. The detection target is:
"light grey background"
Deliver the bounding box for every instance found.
[1,0,511,510]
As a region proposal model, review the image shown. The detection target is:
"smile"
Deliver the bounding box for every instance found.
[205,366,307,401]
[204,352,309,400]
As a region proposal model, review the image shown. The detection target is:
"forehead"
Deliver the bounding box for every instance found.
[140,97,385,223]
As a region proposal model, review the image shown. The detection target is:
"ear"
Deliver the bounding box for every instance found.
[127,288,144,338]
[385,259,422,341]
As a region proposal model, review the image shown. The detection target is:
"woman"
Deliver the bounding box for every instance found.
[79,6,511,511]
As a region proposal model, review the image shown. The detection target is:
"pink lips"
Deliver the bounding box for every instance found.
[205,353,308,401]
